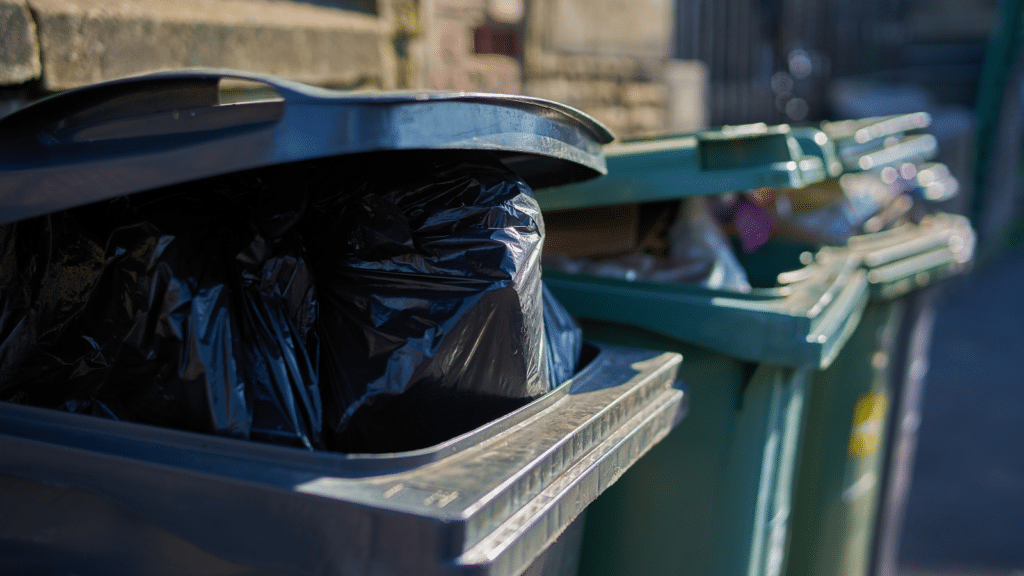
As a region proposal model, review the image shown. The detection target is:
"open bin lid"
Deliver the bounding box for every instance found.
[534,123,827,212]
[818,113,938,173]
[0,69,614,225]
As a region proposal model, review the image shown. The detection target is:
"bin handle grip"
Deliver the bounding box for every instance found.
[0,69,615,145]
[13,69,619,142]
[0,69,355,137]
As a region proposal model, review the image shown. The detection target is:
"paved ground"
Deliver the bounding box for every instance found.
[897,246,1024,576]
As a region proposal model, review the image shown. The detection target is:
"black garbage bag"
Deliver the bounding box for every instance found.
[0,150,579,454]
[0,172,323,449]
[305,152,551,453]
[542,283,582,387]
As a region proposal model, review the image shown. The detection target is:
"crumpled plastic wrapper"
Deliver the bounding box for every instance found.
[544,197,751,293]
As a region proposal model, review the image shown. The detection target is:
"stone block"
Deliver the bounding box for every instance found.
[582,79,618,105]
[620,81,667,107]
[539,0,672,58]
[596,55,639,79]
[466,53,520,94]
[522,46,558,77]
[664,59,708,132]
[587,105,629,138]
[431,17,474,65]
[0,0,41,84]
[429,61,473,91]
[435,0,486,23]
[628,104,665,135]
[523,77,572,103]
[486,0,523,24]
[29,0,390,91]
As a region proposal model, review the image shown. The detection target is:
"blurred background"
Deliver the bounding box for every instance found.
[0,0,1021,574]
[4,0,1019,271]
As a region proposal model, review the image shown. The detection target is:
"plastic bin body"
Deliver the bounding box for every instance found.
[0,343,684,576]
[535,124,865,576]
[543,249,868,576]
[574,330,810,576]
[783,214,974,576]
[0,70,695,575]
[781,116,973,576]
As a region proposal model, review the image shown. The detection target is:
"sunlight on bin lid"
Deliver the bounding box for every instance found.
[819,113,938,173]
[851,134,938,171]
[535,122,827,212]
[545,248,868,370]
[845,213,975,301]
[791,127,844,178]
[0,69,614,225]
[821,112,931,143]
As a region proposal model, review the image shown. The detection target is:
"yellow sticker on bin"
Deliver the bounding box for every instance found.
[848,392,888,458]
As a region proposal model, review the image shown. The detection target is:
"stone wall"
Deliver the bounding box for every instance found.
[523,51,669,138]
[413,0,707,140]
[0,0,399,115]
[0,0,709,140]
[520,0,694,139]
[419,0,524,94]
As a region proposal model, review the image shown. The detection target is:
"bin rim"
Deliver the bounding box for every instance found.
[535,122,829,211]
[0,68,615,144]
[820,112,932,144]
[0,343,685,576]
[0,341,662,474]
[544,250,869,370]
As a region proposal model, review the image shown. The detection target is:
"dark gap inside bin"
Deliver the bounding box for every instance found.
[0,148,586,455]
[731,239,818,289]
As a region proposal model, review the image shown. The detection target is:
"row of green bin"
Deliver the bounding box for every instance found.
[533,114,973,576]
[0,70,973,576]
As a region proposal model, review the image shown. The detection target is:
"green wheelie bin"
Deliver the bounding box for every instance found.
[781,116,975,576]
[782,214,974,576]
[534,124,869,576]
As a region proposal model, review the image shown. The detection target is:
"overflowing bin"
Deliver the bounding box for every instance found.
[781,115,974,576]
[0,70,689,576]
[535,124,868,576]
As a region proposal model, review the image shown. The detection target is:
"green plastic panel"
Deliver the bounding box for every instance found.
[821,113,932,143]
[845,134,939,172]
[786,301,904,576]
[808,113,939,173]
[535,123,827,211]
[544,250,868,370]
[792,127,844,178]
[576,322,812,576]
[783,211,975,576]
